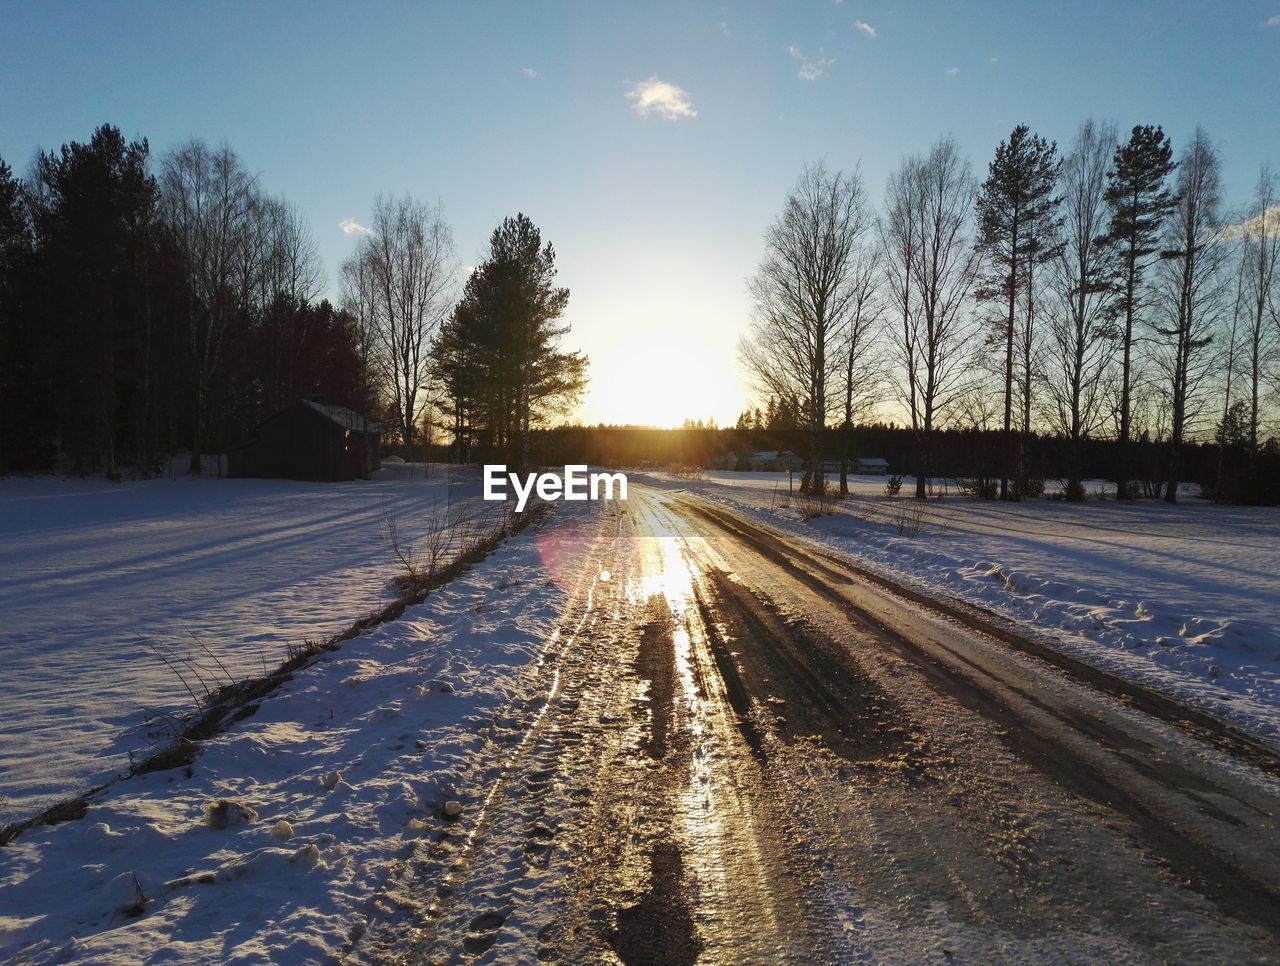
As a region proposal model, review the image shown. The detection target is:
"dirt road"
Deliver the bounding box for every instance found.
[358,486,1280,963]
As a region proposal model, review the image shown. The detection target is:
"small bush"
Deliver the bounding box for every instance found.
[1061,479,1087,502]
[892,498,928,538]
[885,474,902,497]
[1013,477,1045,499]
[952,475,995,500]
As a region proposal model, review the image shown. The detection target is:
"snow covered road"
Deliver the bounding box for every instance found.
[4,485,1279,962]
[375,486,1280,961]
[635,470,1280,743]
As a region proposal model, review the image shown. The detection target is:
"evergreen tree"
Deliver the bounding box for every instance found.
[974,124,1062,499]
[31,125,161,474]
[0,159,36,470]
[1097,125,1177,499]
[431,214,587,467]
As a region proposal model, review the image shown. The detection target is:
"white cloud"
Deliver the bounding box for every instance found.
[339,218,372,237]
[989,56,999,64]
[1224,205,1280,241]
[1264,14,1280,26]
[719,20,730,37]
[521,67,539,78]
[626,77,698,120]
[788,45,835,81]
[946,66,960,78]
[854,19,877,38]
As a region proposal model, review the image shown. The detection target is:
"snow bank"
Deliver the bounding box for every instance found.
[0,506,602,963]
[0,474,493,821]
[640,471,1280,743]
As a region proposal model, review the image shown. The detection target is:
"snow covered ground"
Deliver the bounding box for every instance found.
[0,504,606,963]
[0,470,495,823]
[637,471,1280,744]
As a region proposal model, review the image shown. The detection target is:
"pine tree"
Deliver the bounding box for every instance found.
[430,214,587,467]
[974,125,1063,500]
[0,159,35,471]
[1097,125,1177,499]
[32,125,160,474]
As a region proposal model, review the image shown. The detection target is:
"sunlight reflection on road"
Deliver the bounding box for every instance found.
[626,491,786,961]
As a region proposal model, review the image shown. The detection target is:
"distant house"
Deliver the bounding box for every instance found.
[853,457,890,475]
[819,456,849,474]
[746,450,802,472]
[229,398,382,482]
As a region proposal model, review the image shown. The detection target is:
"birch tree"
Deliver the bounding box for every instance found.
[883,139,979,498]
[740,162,874,493]
[1237,166,1279,453]
[343,195,454,453]
[1154,129,1230,503]
[1044,120,1116,500]
[161,140,256,475]
[835,242,884,494]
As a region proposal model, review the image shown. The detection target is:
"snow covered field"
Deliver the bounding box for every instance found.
[638,471,1280,743]
[0,505,605,963]
[0,471,493,823]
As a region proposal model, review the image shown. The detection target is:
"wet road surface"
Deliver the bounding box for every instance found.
[355,486,1280,963]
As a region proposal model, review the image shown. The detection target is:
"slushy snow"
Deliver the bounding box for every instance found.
[638,470,1280,744]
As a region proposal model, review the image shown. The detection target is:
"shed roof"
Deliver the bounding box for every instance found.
[300,399,382,434]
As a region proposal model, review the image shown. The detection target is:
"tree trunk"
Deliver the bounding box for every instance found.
[915,430,929,499]
[1116,257,1136,500]
[838,423,850,496]
[1002,288,1014,500]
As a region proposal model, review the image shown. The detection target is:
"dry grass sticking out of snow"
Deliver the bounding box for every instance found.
[0,504,605,964]
[0,473,510,822]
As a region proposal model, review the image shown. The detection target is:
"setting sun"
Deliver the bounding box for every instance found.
[583,322,744,427]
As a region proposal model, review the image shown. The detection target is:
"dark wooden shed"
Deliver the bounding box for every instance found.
[228,399,382,482]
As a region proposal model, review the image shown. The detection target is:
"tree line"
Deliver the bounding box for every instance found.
[740,123,1279,504]
[0,123,587,476]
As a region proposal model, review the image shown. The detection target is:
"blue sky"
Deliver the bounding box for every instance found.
[2,1,1278,426]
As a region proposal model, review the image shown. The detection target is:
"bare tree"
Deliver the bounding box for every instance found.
[1043,120,1117,500]
[160,140,256,475]
[252,197,326,407]
[339,247,381,416]
[1154,128,1230,503]
[740,162,874,492]
[835,242,885,494]
[342,196,454,453]
[260,197,324,308]
[883,138,979,498]
[1236,166,1280,453]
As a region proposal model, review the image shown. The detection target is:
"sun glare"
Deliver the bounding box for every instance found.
[584,325,742,428]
